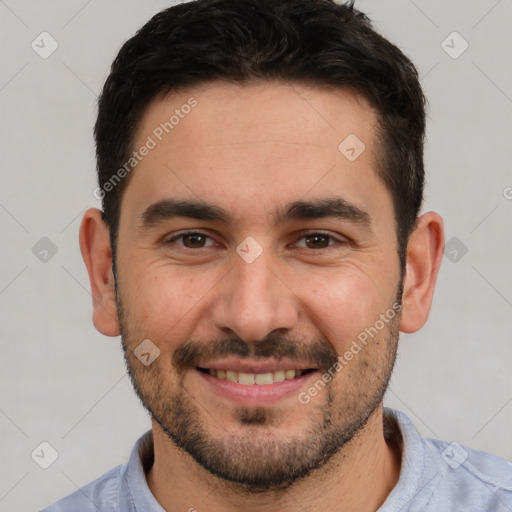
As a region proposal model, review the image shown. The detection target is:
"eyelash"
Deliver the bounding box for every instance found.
[164,230,348,251]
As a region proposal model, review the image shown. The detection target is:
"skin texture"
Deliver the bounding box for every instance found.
[80,81,444,512]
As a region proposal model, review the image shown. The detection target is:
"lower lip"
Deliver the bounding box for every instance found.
[196,369,318,406]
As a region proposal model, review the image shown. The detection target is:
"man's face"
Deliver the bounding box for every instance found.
[114,82,402,489]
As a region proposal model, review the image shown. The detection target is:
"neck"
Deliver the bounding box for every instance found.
[147,406,401,512]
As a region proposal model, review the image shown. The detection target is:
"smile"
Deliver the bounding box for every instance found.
[197,368,314,385]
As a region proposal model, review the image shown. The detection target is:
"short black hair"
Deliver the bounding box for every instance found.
[95,0,426,269]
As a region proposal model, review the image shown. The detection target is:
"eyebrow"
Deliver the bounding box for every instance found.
[139,197,372,231]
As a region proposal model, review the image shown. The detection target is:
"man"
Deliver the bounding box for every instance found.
[42,0,512,510]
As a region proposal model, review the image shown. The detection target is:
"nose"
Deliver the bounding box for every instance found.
[211,250,299,342]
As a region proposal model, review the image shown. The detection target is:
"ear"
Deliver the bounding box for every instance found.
[79,208,120,337]
[400,211,444,333]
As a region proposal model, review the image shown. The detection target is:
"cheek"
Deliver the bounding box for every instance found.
[125,266,221,345]
[296,267,390,349]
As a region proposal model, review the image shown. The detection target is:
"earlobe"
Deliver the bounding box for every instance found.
[79,208,121,337]
[399,212,444,333]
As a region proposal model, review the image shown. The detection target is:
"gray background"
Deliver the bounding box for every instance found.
[0,0,511,510]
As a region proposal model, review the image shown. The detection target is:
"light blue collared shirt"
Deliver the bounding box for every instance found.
[40,408,512,511]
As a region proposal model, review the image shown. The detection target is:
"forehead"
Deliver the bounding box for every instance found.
[122,81,390,226]
[138,81,378,153]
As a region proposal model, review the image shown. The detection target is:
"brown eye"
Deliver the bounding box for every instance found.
[293,231,347,251]
[166,231,216,249]
[182,233,208,248]
[304,234,332,249]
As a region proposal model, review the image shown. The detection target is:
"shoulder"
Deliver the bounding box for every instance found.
[39,465,123,512]
[39,430,154,512]
[382,408,512,511]
[422,437,512,510]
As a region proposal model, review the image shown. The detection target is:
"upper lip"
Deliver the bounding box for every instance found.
[197,357,316,374]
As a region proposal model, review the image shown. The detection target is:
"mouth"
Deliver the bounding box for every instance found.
[197,367,315,385]
[194,361,319,406]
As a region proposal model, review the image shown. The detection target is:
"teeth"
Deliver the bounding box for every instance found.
[273,370,285,382]
[238,372,255,385]
[255,372,273,385]
[226,370,238,383]
[205,368,308,385]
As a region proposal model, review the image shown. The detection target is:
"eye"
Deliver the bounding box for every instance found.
[164,230,346,252]
[293,232,345,249]
[166,231,217,249]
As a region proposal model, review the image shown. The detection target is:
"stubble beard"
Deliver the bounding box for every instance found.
[117,289,400,492]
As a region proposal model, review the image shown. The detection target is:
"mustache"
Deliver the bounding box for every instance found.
[172,334,339,373]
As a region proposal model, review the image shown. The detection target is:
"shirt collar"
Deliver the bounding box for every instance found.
[122,408,426,511]
[378,407,429,511]
[124,430,165,512]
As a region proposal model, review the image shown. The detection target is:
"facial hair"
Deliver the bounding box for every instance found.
[117,287,401,492]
